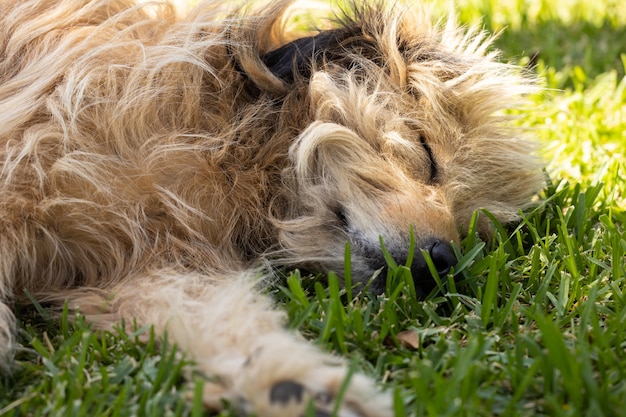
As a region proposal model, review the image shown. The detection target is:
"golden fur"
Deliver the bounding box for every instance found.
[0,0,543,415]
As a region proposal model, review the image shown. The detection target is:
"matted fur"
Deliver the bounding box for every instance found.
[0,0,543,415]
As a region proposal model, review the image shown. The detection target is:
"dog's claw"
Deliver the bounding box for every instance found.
[268,379,365,417]
[270,380,305,405]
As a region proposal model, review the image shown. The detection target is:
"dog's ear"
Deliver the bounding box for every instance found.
[261,27,369,82]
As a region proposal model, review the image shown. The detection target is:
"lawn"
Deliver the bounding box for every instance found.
[1,0,625,416]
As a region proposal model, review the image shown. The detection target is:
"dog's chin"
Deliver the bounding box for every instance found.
[366,267,439,298]
[298,247,460,298]
[314,261,435,298]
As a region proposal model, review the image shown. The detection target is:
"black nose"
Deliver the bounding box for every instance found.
[425,239,457,276]
[410,238,457,291]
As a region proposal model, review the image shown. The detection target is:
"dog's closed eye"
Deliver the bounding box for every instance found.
[400,121,438,183]
[419,136,438,183]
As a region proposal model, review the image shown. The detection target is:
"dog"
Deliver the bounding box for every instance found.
[0,0,544,415]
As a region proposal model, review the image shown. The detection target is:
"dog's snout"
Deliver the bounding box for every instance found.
[365,237,457,296]
[408,238,456,280]
[423,239,457,276]
[408,238,457,296]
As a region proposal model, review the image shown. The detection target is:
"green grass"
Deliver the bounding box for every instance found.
[2,0,626,416]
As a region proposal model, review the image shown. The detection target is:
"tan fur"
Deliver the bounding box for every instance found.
[0,1,543,415]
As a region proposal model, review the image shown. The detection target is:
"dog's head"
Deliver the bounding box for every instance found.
[238,2,544,294]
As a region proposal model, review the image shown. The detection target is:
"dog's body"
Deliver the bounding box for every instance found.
[0,1,543,415]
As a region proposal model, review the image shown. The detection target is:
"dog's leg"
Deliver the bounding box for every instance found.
[63,269,391,417]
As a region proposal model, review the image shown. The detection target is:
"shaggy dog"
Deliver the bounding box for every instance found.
[0,0,543,415]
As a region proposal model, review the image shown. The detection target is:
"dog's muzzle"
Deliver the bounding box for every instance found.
[367,238,458,296]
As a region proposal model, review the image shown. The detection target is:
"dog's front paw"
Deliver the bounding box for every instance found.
[227,338,392,417]
[262,377,386,417]
[237,368,392,417]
